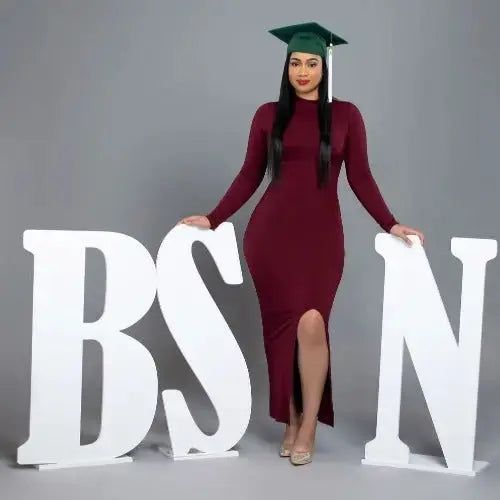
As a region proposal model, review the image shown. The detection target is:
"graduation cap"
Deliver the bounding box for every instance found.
[268,22,348,103]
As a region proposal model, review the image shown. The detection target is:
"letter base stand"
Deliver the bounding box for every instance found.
[158,446,239,461]
[362,453,489,476]
[36,456,133,470]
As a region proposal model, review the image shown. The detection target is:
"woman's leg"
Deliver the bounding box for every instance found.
[282,388,302,446]
[292,309,329,453]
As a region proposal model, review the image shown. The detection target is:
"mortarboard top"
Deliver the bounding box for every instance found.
[268,22,347,103]
[268,22,347,58]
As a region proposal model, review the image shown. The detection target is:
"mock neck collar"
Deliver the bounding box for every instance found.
[294,94,319,105]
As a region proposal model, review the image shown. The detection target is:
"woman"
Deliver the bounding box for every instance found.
[177,22,424,465]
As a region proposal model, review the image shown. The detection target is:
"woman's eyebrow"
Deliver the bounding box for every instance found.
[290,57,320,62]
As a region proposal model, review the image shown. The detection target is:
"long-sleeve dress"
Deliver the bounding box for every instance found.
[205,94,398,427]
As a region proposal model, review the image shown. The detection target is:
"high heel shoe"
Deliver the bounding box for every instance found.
[289,448,313,465]
[279,442,293,457]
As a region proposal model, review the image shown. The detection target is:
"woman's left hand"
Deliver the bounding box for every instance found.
[389,223,425,247]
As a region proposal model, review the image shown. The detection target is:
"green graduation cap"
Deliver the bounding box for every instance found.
[268,22,348,103]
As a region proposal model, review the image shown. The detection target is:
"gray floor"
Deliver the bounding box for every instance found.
[2,412,498,500]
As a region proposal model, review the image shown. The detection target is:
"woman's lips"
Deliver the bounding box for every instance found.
[297,80,310,85]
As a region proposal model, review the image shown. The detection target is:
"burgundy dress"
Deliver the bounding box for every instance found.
[205,94,398,427]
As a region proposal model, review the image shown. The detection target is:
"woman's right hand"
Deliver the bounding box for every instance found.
[176,214,211,229]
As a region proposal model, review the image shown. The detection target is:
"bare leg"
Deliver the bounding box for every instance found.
[292,309,329,453]
[282,388,302,447]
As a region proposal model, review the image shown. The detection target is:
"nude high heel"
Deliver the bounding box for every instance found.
[279,443,292,457]
[290,448,313,465]
[280,412,302,457]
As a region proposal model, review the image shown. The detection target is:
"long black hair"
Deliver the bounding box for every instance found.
[266,51,333,188]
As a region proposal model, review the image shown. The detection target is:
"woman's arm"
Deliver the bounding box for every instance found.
[344,102,399,233]
[205,103,269,230]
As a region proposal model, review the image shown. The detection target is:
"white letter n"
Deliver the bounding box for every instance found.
[363,234,497,475]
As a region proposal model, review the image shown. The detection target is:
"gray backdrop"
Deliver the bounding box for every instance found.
[0,1,499,499]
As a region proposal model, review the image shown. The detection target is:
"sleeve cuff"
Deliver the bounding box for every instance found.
[382,216,399,233]
[205,211,220,230]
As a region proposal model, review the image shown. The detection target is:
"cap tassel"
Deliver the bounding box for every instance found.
[327,43,333,103]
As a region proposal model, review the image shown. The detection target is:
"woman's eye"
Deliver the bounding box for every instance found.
[290,62,317,68]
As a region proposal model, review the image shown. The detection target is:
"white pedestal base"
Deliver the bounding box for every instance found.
[36,455,133,470]
[158,446,239,461]
[362,452,489,476]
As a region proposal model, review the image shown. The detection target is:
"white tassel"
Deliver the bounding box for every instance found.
[327,43,333,103]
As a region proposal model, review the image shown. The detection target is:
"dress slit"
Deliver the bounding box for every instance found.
[277,307,334,428]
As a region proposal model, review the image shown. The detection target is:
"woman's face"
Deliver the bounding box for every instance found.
[288,51,323,97]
